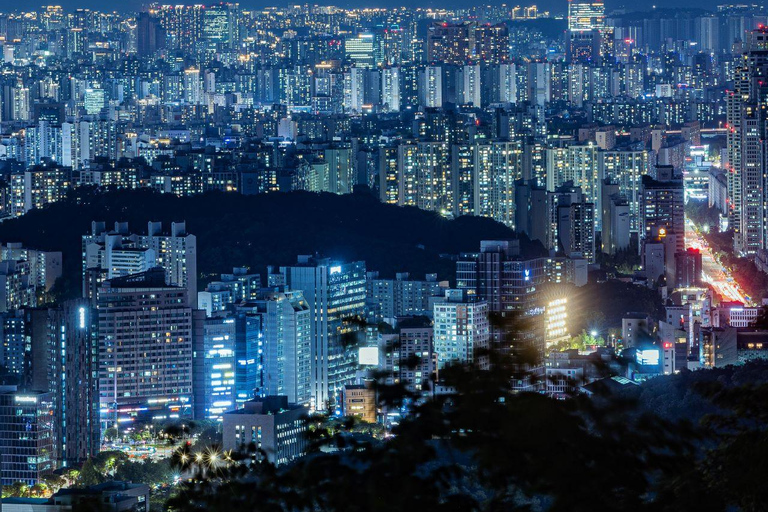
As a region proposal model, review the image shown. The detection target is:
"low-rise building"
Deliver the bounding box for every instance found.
[343,384,377,423]
[222,396,308,466]
[3,481,149,512]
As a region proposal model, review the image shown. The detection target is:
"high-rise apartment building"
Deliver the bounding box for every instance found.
[97,268,202,428]
[83,221,197,307]
[426,22,475,65]
[433,289,489,370]
[729,28,768,254]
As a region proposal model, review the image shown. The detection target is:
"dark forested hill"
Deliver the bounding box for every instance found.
[0,188,546,297]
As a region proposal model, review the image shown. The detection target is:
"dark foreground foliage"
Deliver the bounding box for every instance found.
[166,347,768,512]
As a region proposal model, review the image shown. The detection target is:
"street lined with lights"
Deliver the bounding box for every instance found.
[685,218,752,305]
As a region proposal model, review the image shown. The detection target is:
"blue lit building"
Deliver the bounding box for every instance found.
[234,314,262,407]
[194,312,261,421]
[237,289,312,406]
[0,386,56,485]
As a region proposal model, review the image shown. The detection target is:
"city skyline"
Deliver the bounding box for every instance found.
[0,0,764,508]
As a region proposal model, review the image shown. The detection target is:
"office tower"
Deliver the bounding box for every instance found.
[277,257,366,410]
[601,180,631,254]
[198,267,261,317]
[727,28,768,252]
[544,296,570,348]
[515,179,548,246]
[675,248,703,289]
[379,327,435,395]
[738,107,765,254]
[202,4,235,47]
[426,22,475,65]
[0,386,56,485]
[568,0,606,32]
[365,272,447,324]
[342,384,376,423]
[345,33,381,69]
[640,168,685,254]
[433,289,489,370]
[567,0,605,62]
[25,301,100,466]
[194,311,261,421]
[97,268,201,428]
[474,23,509,64]
[418,66,443,108]
[153,4,204,52]
[137,11,166,57]
[549,184,596,263]
[222,396,308,466]
[55,300,100,465]
[456,240,548,388]
[244,289,312,406]
[83,88,106,115]
[66,28,86,59]
[196,316,238,421]
[83,221,197,307]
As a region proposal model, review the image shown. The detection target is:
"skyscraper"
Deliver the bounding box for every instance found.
[729,28,768,254]
[245,289,312,405]
[276,257,366,410]
[640,168,685,255]
[567,0,606,61]
[137,11,166,57]
[567,0,606,32]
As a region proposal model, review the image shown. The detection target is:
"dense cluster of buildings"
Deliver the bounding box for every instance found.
[0,0,766,493]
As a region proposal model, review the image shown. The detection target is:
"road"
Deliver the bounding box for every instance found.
[685,218,752,305]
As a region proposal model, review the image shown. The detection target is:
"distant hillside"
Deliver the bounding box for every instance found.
[0,188,546,298]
